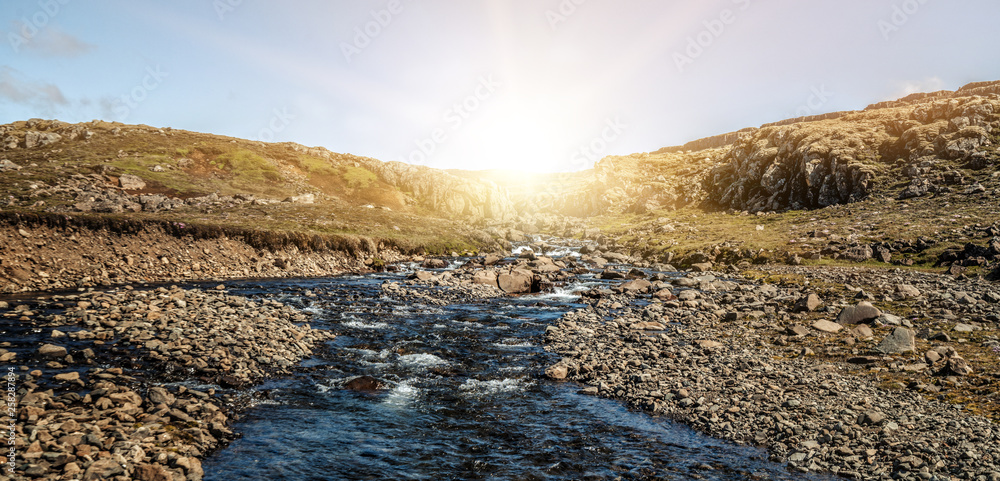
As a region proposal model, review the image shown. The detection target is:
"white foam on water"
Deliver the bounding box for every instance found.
[398,353,448,369]
[545,247,582,258]
[301,306,324,316]
[342,320,391,330]
[382,379,421,408]
[511,245,534,256]
[459,378,530,396]
[493,339,534,349]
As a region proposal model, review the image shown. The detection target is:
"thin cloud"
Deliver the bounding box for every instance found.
[11,24,95,57]
[0,66,69,115]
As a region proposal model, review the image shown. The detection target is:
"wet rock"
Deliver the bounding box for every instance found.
[422,259,448,269]
[38,343,68,358]
[545,364,569,380]
[344,376,384,392]
[498,269,536,294]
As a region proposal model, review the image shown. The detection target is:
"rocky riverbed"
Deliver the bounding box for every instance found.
[2,285,333,480]
[543,263,1000,480]
[6,234,1000,480]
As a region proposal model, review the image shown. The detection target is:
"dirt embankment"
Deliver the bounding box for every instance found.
[0,213,412,294]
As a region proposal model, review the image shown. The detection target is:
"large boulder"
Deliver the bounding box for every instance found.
[119,174,147,190]
[472,270,499,287]
[874,327,915,354]
[497,268,537,294]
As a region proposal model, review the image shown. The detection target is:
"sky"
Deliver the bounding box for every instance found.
[2,0,1000,173]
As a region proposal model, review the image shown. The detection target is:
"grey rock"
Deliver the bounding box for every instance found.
[874,327,915,354]
[835,302,882,325]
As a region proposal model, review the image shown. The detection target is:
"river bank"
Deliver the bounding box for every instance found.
[2,284,335,480]
[543,263,1000,480]
[0,217,414,295]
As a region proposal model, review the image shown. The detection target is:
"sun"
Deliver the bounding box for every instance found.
[445,97,582,174]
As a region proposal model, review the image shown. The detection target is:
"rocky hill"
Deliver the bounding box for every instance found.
[0,119,515,221]
[515,80,1000,216]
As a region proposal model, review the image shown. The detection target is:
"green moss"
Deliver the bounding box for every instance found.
[299,155,338,177]
[343,165,377,189]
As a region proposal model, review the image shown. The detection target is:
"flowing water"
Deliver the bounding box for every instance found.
[199,245,833,480]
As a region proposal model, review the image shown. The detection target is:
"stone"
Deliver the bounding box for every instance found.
[118,174,147,190]
[421,259,447,269]
[874,327,915,354]
[812,320,843,333]
[545,364,568,380]
[859,411,886,425]
[895,284,921,298]
[83,458,124,480]
[38,344,68,358]
[24,130,62,149]
[787,325,810,336]
[414,271,435,281]
[954,323,976,333]
[148,387,175,406]
[849,325,874,339]
[134,463,172,481]
[945,356,973,376]
[53,372,80,382]
[483,254,501,266]
[344,376,384,392]
[695,340,723,349]
[174,456,204,480]
[835,302,882,325]
[924,350,942,364]
[691,262,714,272]
[631,322,666,331]
[793,294,822,312]
[620,279,651,293]
[653,289,676,301]
[472,270,498,287]
[498,269,535,294]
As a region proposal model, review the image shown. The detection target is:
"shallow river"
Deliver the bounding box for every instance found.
[201,246,833,480]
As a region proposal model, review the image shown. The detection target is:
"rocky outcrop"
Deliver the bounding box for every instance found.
[518,81,1000,216]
